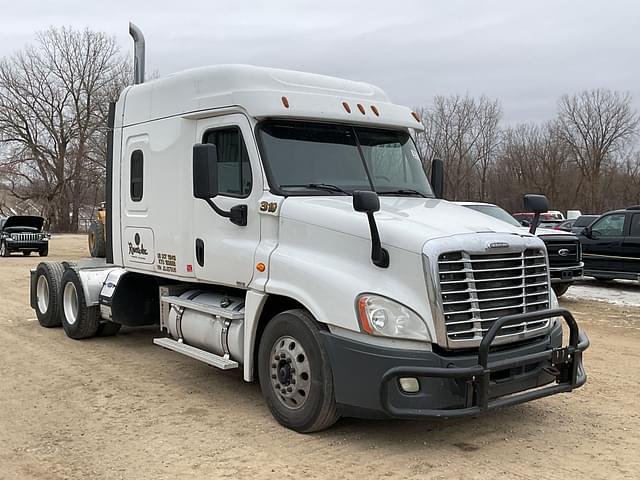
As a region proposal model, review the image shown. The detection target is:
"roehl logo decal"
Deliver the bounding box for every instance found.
[128,232,148,256]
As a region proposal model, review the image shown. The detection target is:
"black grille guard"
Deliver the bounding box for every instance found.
[380,308,589,418]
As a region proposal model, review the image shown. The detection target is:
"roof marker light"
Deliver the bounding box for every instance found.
[342,101,351,113]
[371,105,380,116]
[411,111,422,123]
[281,96,290,108]
[357,103,366,115]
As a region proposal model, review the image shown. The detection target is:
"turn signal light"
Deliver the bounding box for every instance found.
[256,262,266,272]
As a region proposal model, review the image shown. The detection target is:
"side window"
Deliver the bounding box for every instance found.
[203,127,252,197]
[630,214,640,237]
[591,213,626,237]
[130,150,144,202]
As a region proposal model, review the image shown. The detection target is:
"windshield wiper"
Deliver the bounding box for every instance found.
[378,189,429,198]
[280,183,351,195]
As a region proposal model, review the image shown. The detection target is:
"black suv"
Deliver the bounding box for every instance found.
[0,216,49,257]
[578,206,640,281]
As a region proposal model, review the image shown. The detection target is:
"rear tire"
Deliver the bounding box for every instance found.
[88,221,106,258]
[60,267,100,339]
[552,283,570,297]
[34,262,65,327]
[258,309,339,433]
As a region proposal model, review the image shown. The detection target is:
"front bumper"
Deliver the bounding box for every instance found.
[549,264,583,283]
[322,308,588,419]
[5,239,48,251]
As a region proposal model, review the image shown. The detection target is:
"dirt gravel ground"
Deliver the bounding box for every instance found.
[0,234,639,480]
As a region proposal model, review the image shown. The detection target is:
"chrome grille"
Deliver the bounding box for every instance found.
[11,233,40,242]
[438,248,550,344]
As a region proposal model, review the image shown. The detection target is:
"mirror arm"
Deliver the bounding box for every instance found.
[204,199,247,227]
[366,212,389,268]
[529,213,541,235]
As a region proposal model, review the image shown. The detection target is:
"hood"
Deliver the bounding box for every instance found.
[1,215,45,231]
[530,226,576,238]
[280,197,529,252]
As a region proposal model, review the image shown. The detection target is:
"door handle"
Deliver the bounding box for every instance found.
[195,238,205,267]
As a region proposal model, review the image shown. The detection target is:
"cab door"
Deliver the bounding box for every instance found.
[622,213,640,276]
[581,212,628,273]
[192,114,262,287]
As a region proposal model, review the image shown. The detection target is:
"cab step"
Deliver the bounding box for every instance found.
[153,337,239,370]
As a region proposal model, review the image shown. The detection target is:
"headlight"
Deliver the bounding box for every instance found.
[356,294,431,341]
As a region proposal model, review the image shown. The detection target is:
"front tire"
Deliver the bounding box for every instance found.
[60,267,100,339]
[0,241,9,257]
[23,251,31,256]
[258,309,339,433]
[39,245,48,257]
[34,262,65,327]
[552,283,570,297]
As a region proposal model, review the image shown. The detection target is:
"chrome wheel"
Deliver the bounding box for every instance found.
[270,335,311,409]
[36,275,49,314]
[63,282,79,325]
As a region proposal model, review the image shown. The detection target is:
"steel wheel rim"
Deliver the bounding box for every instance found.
[269,335,311,410]
[36,275,49,314]
[63,282,79,325]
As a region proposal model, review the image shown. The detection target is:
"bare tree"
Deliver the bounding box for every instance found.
[0,27,130,231]
[557,89,639,212]
[415,95,501,200]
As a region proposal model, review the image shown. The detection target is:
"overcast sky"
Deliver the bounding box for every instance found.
[1,0,639,124]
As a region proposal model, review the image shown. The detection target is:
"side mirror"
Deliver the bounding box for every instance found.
[519,219,531,227]
[353,191,388,268]
[353,190,380,213]
[431,158,444,199]
[523,194,549,235]
[193,144,218,199]
[581,226,592,238]
[523,194,549,214]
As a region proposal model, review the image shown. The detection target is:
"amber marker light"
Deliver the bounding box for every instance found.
[371,105,380,116]
[256,262,266,272]
[411,111,422,122]
[357,103,366,114]
[342,101,351,113]
[281,96,290,108]
[357,297,374,334]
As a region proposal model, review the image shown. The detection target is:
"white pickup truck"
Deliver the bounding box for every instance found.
[456,202,584,297]
[28,25,589,432]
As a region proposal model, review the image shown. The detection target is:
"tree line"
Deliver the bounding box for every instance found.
[0,27,129,231]
[414,90,640,214]
[1,27,639,232]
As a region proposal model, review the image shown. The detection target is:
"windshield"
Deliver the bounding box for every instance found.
[257,121,433,197]
[574,216,597,227]
[464,204,521,227]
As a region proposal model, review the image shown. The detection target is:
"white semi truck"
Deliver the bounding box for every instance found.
[29,25,588,432]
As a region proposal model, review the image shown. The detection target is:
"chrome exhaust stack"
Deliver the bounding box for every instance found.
[129,22,145,84]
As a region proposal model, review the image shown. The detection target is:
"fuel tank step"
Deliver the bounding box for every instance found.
[160,295,244,320]
[153,337,239,370]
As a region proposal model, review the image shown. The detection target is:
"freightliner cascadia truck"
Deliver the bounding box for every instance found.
[29,24,589,432]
